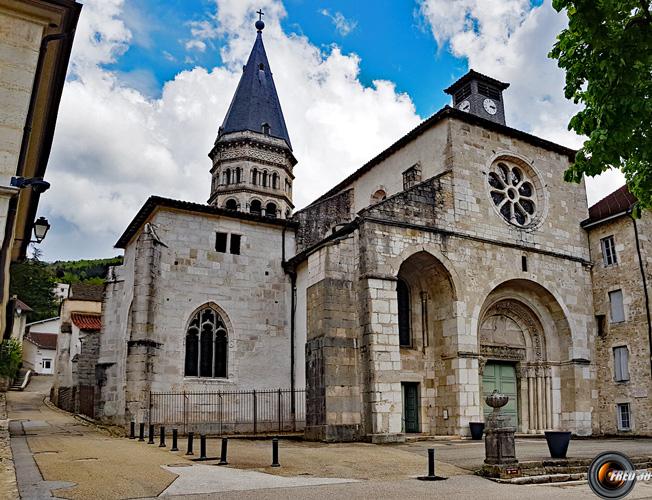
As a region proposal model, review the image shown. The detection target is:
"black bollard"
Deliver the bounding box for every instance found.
[417,448,446,481]
[171,429,179,452]
[159,426,166,447]
[271,437,280,467]
[129,422,135,439]
[148,424,155,444]
[138,423,145,442]
[199,434,207,459]
[218,437,228,465]
[186,432,194,455]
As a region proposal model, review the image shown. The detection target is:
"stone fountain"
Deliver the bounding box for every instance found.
[483,389,517,466]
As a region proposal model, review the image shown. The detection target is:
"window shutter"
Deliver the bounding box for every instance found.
[609,290,625,323]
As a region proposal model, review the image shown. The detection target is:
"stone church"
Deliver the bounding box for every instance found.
[65,17,650,441]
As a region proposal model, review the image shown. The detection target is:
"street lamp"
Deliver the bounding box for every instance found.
[33,216,50,243]
[10,176,51,194]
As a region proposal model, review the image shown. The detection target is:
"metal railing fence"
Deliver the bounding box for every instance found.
[148,388,305,435]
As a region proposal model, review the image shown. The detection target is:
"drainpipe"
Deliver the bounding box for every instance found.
[629,208,652,378]
[281,225,296,424]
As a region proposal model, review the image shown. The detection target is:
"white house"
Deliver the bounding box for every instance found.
[23,317,60,375]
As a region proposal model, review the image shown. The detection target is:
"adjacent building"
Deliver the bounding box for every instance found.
[583,186,652,436]
[0,0,81,339]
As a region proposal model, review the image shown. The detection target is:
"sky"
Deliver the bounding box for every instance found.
[38,0,626,261]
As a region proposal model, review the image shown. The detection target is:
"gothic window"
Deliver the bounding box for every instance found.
[266,202,277,218]
[225,199,238,211]
[488,160,539,227]
[262,122,270,135]
[272,172,279,189]
[252,168,258,185]
[370,189,386,204]
[184,306,228,378]
[250,199,262,215]
[397,279,411,347]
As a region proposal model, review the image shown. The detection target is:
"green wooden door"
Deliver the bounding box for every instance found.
[483,362,518,428]
[403,383,420,433]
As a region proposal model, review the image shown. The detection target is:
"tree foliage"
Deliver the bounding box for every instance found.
[49,256,123,285]
[0,339,22,378]
[9,258,58,322]
[550,0,652,214]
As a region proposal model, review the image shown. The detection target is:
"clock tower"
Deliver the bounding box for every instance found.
[444,70,509,126]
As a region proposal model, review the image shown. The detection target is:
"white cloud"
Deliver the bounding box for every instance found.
[320,9,358,36]
[184,39,207,52]
[42,0,419,259]
[418,0,625,205]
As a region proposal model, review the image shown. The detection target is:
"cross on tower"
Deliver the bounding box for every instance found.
[257,10,264,21]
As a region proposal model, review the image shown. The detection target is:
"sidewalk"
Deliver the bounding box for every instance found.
[5,378,652,499]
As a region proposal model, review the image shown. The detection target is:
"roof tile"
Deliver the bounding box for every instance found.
[71,312,102,331]
[25,332,58,350]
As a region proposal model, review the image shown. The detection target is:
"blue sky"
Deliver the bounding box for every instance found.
[38,0,624,261]
[111,0,467,117]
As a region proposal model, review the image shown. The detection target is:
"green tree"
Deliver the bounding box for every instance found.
[9,257,58,321]
[550,0,652,214]
[0,339,22,378]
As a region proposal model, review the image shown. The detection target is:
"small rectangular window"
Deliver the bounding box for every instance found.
[617,403,631,431]
[613,346,630,382]
[230,234,241,255]
[601,236,617,266]
[609,289,625,323]
[215,232,227,253]
[596,314,606,337]
[521,256,528,272]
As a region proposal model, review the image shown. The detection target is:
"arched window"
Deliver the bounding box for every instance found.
[235,168,241,184]
[261,122,271,135]
[262,171,268,187]
[184,306,228,378]
[272,172,279,189]
[225,169,231,185]
[250,199,262,215]
[225,199,238,211]
[252,168,258,185]
[265,202,277,218]
[371,189,387,204]
[397,279,411,347]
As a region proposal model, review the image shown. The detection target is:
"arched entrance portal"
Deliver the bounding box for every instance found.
[478,280,572,433]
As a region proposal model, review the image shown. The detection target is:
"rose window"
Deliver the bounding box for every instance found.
[488,162,537,227]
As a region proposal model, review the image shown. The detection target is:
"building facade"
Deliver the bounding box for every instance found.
[584,187,652,436]
[70,18,649,441]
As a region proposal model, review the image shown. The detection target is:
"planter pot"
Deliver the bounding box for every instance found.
[469,422,485,440]
[545,431,571,458]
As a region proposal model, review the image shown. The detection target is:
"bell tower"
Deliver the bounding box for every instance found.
[445,70,509,126]
[208,12,296,219]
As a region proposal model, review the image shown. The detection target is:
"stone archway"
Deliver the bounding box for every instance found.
[478,299,553,433]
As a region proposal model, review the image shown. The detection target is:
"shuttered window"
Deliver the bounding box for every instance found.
[609,290,625,323]
[601,236,617,266]
[613,346,630,382]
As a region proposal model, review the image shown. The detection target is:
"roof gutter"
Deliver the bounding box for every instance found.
[581,210,630,229]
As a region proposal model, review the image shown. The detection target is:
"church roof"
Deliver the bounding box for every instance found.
[218,27,292,150]
[308,105,576,207]
[115,196,298,249]
[582,184,637,227]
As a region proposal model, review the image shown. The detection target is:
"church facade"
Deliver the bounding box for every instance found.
[76,18,651,441]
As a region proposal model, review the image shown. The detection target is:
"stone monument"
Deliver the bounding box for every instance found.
[484,390,517,465]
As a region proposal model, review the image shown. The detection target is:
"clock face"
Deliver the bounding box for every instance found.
[458,100,470,112]
[483,98,498,115]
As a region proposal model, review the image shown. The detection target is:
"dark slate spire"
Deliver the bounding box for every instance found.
[219,17,292,150]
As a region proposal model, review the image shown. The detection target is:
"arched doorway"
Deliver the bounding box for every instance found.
[396,251,457,435]
[478,280,572,433]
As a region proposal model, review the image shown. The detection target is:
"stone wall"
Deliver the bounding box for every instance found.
[293,188,354,252]
[96,208,299,426]
[589,213,652,436]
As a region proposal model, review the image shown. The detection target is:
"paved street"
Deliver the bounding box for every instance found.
[5,377,652,499]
